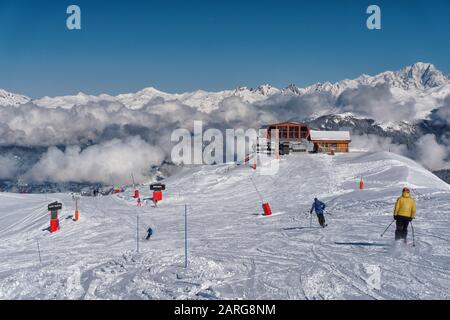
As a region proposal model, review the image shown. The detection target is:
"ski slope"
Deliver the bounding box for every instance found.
[1,151,450,299]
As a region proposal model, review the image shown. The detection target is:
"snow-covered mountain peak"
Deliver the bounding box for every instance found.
[1,62,449,119]
[396,62,448,89]
[355,62,448,91]
[251,84,280,96]
[136,87,169,96]
[0,89,30,106]
[282,84,303,95]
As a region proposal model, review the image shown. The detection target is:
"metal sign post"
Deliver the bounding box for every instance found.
[136,215,140,253]
[184,204,188,269]
[36,239,42,265]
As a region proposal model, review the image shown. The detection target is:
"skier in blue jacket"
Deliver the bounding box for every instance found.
[310,198,327,228]
[145,227,153,240]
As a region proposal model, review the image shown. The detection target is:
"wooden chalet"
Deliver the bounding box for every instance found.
[308,130,351,153]
[264,122,310,141]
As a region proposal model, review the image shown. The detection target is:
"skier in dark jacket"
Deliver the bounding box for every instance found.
[310,198,327,228]
[145,227,153,240]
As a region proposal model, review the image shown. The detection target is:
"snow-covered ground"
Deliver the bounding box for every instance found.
[1,151,450,299]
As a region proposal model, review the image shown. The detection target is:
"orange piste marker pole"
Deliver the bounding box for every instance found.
[251,158,257,170]
[359,177,364,190]
[74,198,79,221]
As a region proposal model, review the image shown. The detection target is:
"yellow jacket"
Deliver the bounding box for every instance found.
[394,192,416,219]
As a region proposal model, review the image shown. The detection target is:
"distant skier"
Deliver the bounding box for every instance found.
[394,187,416,242]
[145,227,153,240]
[310,198,327,228]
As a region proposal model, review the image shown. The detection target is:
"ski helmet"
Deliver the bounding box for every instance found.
[402,187,410,193]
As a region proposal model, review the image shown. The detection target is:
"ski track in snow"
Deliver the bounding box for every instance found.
[0,152,450,299]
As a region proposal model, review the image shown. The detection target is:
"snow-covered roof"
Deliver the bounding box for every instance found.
[309,130,351,141]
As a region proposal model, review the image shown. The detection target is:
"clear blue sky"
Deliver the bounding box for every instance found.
[0,0,449,98]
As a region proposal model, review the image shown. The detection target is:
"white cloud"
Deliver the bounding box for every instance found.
[0,155,20,179]
[415,134,449,171]
[350,134,408,155]
[337,84,417,123]
[25,137,165,185]
[0,89,449,185]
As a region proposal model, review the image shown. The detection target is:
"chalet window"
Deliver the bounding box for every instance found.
[279,127,288,139]
[300,127,308,139]
[289,126,299,139]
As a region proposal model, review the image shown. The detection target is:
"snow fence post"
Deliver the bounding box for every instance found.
[36,239,42,265]
[136,215,140,253]
[184,204,188,269]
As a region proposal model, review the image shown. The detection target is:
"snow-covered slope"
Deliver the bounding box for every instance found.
[1,151,449,299]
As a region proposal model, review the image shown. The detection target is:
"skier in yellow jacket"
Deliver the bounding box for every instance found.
[394,187,416,241]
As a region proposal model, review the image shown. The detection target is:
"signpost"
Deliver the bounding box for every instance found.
[150,183,166,206]
[184,204,188,269]
[48,201,62,233]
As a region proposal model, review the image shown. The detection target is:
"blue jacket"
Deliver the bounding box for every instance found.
[311,199,326,215]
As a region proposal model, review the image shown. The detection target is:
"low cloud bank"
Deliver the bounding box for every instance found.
[25,137,165,185]
[337,83,417,123]
[415,134,450,171]
[0,87,449,184]
[350,134,408,155]
[0,155,20,179]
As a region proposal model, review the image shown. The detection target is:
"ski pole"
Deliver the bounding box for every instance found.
[410,220,416,247]
[310,212,312,228]
[380,220,395,237]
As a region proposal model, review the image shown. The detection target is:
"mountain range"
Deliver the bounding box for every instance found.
[1,62,449,119]
[1,62,450,191]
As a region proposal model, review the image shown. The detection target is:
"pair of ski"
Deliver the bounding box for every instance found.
[304,211,330,228]
[381,219,416,247]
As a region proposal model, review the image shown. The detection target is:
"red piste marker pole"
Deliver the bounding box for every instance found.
[262,202,272,216]
[250,177,272,216]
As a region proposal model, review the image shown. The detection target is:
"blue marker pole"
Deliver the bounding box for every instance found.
[184,204,188,269]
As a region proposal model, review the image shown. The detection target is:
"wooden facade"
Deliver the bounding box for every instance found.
[312,141,350,153]
[309,130,351,153]
[262,123,351,154]
[265,122,310,141]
